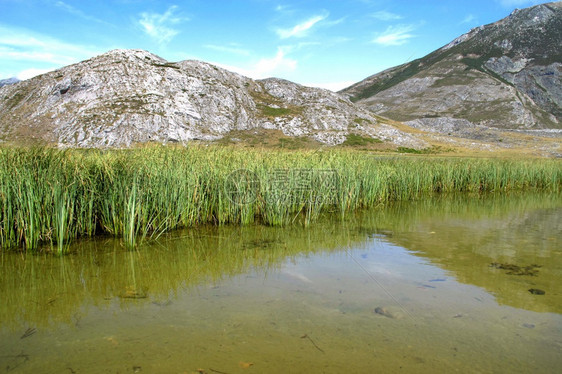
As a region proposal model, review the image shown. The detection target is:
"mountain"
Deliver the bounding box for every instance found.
[0,49,420,148]
[0,77,19,88]
[341,2,562,132]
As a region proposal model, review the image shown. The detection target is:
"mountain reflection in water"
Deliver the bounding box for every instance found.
[1,192,560,373]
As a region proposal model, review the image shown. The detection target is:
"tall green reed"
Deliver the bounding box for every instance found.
[0,146,559,252]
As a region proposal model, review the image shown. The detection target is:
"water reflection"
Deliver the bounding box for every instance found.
[357,193,562,313]
[1,193,561,329]
[0,193,561,373]
[0,222,362,328]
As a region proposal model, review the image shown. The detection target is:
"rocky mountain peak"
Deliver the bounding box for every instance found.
[0,49,422,148]
[341,1,561,132]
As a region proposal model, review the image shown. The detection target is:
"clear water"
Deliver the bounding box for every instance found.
[1,193,561,373]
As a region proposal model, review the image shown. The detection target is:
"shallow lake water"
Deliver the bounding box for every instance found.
[1,193,561,373]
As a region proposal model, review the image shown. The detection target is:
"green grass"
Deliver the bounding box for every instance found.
[396,146,447,154]
[0,146,560,252]
[277,137,311,149]
[257,104,302,118]
[342,133,383,147]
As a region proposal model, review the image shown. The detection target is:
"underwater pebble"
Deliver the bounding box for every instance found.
[374,306,404,320]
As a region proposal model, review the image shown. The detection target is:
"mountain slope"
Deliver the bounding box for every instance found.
[341,1,562,131]
[0,49,420,148]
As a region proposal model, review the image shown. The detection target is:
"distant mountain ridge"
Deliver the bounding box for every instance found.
[0,49,420,148]
[0,77,19,88]
[341,1,562,131]
[1,2,560,152]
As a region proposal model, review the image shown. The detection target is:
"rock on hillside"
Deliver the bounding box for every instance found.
[0,49,420,148]
[341,1,562,131]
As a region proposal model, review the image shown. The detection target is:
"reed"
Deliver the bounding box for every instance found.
[0,146,560,252]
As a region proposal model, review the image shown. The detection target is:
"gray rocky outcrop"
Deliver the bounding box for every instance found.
[0,49,422,148]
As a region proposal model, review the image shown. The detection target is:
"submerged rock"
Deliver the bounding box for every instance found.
[374,306,404,320]
[490,262,541,276]
[528,288,546,295]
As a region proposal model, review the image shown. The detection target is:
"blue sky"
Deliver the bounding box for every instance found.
[0,0,554,90]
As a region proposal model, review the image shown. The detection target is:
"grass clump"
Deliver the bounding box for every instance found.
[397,146,447,154]
[257,104,302,118]
[342,134,383,147]
[277,137,311,149]
[0,146,560,252]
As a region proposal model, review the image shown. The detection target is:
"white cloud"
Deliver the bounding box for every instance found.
[276,13,328,39]
[372,24,416,46]
[324,17,346,27]
[209,62,250,77]
[303,80,356,92]
[212,47,297,80]
[460,14,476,24]
[332,36,352,44]
[138,5,187,45]
[54,1,110,25]
[0,24,102,80]
[371,11,403,21]
[0,48,69,65]
[0,25,100,65]
[497,0,545,6]
[204,44,250,56]
[17,67,57,80]
[254,48,297,77]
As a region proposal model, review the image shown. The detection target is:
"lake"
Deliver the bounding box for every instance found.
[1,192,561,373]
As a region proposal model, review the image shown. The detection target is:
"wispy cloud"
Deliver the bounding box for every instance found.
[16,67,57,80]
[372,24,416,46]
[213,47,297,79]
[0,24,100,79]
[496,0,545,7]
[324,16,346,27]
[460,14,476,24]
[332,36,352,44]
[0,25,98,65]
[275,4,291,12]
[138,5,187,45]
[254,47,297,77]
[304,80,357,91]
[54,1,110,25]
[276,12,328,39]
[204,44,251,56]
[371,11,403,21]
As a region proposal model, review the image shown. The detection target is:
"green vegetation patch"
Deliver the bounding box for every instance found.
[250,89,303,118]
[258,104,298,118]
[277,136,311,149]
[352,118,374,126]
[397,146,449,154]
[151,62,181,70]
[0,146,559,253]
[342,133,383,147]
[4,91,27,110]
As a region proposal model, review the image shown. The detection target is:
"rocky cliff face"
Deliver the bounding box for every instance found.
[341,2,562,131]
[0,49,420,148]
